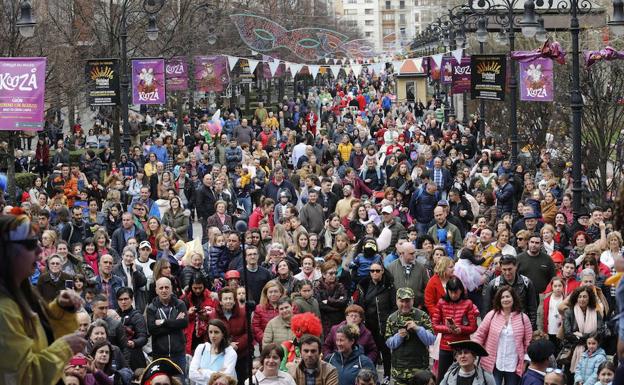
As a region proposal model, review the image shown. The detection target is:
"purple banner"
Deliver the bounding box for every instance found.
[428,57,440,81]
[520,58,553,102]
[131,58,166,105]
[452,57,471,94]
[0,57,46,131]
[194,56,230,93]
[441,57,455,84]
[165,57,188,91]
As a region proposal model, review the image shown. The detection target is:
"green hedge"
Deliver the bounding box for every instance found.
[15,173,38,191]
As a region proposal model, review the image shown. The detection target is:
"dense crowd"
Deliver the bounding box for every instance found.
[0,67,621,385]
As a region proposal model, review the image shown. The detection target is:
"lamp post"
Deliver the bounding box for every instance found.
[520,0,598,215]
[468,0,539,166]
[5,1,37,206]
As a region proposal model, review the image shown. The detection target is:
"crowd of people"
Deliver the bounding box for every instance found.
[0,66,622,385]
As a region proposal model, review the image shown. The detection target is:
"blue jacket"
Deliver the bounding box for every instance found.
[574,348,607,385]
[94,274,124,307]
[149,145,168,164]
[325,345,375,385]
[409,187,439,224]
[495,182,515,217]
[520,368,545,385]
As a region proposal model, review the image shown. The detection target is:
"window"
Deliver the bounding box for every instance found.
[365,0,374,3]
[365,32,373,37]
[344,9,357,15]
[383,28,394,35]
[347,0,357,3]
[399,0,405,8]
[365,20,374,26]
[364,8,373,14]
[383,13,394,20]
[346,20,358,27]
[385,0,391,9]
[399,14,406,24]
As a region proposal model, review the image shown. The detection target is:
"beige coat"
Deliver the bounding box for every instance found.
[262,316,294,346]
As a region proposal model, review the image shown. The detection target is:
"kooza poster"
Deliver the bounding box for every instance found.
[131,58,166,105]
[0,57,46,131]
[471,55,506,101]
[194,56,230,93]
[520,58,554,102]
[165,57,188,91]
[452,57,471,94]
[441,57,455,84]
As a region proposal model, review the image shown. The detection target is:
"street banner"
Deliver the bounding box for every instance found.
[131,58,166,104]
[519,58,554,102]
[85,59,119,106]
[428,57,441,80]
[452,57,471,94]
[471,55,506,101]
[0,57,46,131]
[165,57,188,91]
[194,56,230,93]
[441,57,455,84]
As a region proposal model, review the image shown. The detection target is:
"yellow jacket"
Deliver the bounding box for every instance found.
[0,294,77,385]
[337,143,353,163]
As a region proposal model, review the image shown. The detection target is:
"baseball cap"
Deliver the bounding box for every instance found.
[139,241,152,250]
[437,200,449,206]
[381,206,393,214]
[551,251,565,263]
[397,287,415,299]
[363,239,378,251]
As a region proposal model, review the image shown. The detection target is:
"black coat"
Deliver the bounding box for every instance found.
[146,296,189,357]
[355,273,397,336]
[118,307,149,370]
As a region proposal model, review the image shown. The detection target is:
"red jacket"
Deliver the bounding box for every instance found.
[543,293,564,333]
[424,274,446,316]
[181,289,219,354]
[248,207,275,232]
[210,302,249,357]
[431,298,479,351]
[252,303,279,344]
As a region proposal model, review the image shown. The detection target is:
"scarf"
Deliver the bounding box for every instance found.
[570,304,597,372]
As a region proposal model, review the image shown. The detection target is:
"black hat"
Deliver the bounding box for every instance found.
[449,340,489,357]
[527,339,555,363]
[139,358,183,385]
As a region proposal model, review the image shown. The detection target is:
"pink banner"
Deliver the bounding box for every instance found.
[0,57,46,131]
[452,57,471,94]
[519,58,553,102]
[194,56,230,93]
[132,58,166,105]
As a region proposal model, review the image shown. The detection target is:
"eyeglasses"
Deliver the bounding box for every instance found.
[370,269,383,273]
[326,271,337,275]
[516,238,525,241]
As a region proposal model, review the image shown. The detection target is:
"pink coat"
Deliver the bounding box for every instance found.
[472,310,532,376]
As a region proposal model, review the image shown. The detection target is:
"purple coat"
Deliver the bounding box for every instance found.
[322,320,379,363]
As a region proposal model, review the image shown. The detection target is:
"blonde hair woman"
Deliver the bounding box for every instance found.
[252,281,286,346]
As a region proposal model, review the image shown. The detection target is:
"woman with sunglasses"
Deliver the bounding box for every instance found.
[0,212,87,385]
[354,262,397,380]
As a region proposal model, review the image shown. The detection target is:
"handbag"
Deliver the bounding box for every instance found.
[429,333,442,360]
[556,346,572,366]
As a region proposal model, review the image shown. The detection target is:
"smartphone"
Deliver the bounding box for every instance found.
[65,280,74,290]
[446,317,455,326]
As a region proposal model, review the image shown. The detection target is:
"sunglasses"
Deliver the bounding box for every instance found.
[546,368,563,374]
[9,239,39,251]
[370,269,383,273]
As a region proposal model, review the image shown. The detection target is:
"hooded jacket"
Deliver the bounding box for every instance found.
[322,321,378,363]
[325,345,375,385]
